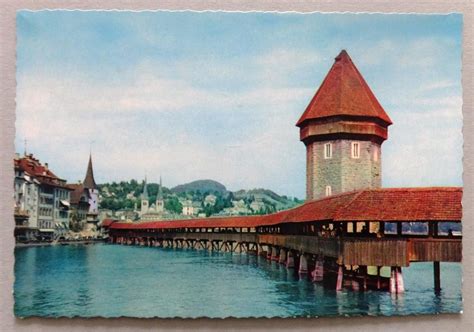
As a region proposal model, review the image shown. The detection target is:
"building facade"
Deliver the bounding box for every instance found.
[14,153,72,241]
[296,50,392,200]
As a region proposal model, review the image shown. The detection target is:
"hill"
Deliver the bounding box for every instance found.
[171,179,228,195]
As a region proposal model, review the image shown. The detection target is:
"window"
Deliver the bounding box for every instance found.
[325,185,332,196]
[351,142,360,158]
[324,143,332,159]
[373,146,378,161]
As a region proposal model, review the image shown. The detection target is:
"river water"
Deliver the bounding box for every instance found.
[14,243,462,318]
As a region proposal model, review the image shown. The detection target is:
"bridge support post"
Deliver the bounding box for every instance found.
[286,251,295,269]
[434,261,441,293]
[266,246,272,260]
[271,247,280,261]
[361,265,368,291]
[279,248,287,264]
[377,266,381,290]
[312,257,324,282]
[299,253,308,274]
[390,266,405,294]
[336,265,343,291]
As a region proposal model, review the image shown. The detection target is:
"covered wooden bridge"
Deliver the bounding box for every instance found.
[107,187,462,294]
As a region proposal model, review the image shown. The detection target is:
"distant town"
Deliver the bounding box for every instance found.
[13,151,303,244]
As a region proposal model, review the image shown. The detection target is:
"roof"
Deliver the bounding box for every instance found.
[333,187,462,222]
[14,155,71,189]
[110,187,462,231]
[296,50,392,127]
[67,183,90,205]
[83,155,97,189]
[101,219,119,227]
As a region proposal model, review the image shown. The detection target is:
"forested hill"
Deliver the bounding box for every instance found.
[170,180,227,195]
[98,179,303,216]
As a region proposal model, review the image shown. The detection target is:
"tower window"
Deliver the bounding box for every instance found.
[351,142,360,159]
[324,143,332,159]
[325,185,332,196]
[373,146,379,161]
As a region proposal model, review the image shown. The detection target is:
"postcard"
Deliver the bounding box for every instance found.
[13,10,463,318]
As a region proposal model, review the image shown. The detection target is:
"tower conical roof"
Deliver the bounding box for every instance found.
[83,154,97,189]
[142,177,149,199]
[296,50,392,127]
[157,176,163,200]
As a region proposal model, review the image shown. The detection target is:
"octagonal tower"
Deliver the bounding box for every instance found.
[297,50,392,201]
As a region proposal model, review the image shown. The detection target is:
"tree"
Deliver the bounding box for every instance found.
[165,197,183,214]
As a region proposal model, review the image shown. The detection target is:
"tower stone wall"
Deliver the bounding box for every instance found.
[306,140,381,200]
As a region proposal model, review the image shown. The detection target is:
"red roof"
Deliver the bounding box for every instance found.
[334,187,462,222]
[67,183,90,205]
[110,187,462,231]
[101,219,119,227]
[14,155,72,189]
[296,50,392,127]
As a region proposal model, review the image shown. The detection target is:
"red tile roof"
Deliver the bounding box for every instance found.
[296,50,392,127]
[110,187,462,231]
[101,219,119,227]
[15,155,72,189]
[333,187,462,222]
[67,183,90,205]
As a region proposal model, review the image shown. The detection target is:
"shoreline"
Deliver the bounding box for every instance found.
[15,239,106,248]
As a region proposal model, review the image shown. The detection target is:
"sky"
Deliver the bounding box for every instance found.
[15,11,463,198]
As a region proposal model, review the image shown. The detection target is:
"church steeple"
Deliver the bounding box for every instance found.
[155,175,164,213]
[83,154,97,190]
[142,176,149,200]
[140,176,149,215]
[157,176,163,200]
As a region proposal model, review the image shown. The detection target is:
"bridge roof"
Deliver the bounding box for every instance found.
[109,187,462,231]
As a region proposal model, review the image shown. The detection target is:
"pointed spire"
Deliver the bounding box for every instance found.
[83,154,97,189]
[296,49,392,127]
[142,176,149,200]
[157,175,163,200]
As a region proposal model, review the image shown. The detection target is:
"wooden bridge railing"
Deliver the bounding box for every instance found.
[257,234,340,258]
[409,238,462,262]
[110,230,461,266]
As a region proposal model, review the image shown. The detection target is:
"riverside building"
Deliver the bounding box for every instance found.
[14,153,73,241]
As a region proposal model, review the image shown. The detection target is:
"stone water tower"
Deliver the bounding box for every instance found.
[296,50,392,200]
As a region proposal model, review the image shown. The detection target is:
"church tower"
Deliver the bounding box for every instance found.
[83,154,99,220]
[155,176,164,213]
[297,50,392,201]
[141,177,149,215]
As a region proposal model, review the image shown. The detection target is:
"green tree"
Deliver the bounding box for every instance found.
[165,197,183,214]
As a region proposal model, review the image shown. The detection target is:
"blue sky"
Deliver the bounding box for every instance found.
[16,11,463,198]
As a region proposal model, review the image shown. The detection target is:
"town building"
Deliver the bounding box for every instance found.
[68,182,90,227]
[67,154,100,226]
[296,50,392,201]
[250,198,265,213]
[140,176,166,220]
[181,200,194,216]
[14,155,40,241]
[14,153,73,241]
[204,194,217,206]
